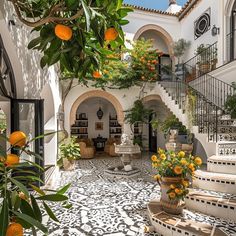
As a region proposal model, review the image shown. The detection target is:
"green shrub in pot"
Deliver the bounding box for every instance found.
[58,137,81,170]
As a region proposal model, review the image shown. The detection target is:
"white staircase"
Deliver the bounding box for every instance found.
[152,81,236,224]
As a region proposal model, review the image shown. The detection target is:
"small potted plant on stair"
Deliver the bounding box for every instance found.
[173,39,191,80]
[59,137,81,171]
[196,44,211,75]
[225,82,236,119]
[152,149,202,214]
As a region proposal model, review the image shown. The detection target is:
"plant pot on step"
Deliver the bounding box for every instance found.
[160,177,185,215]
[63,158,76,171]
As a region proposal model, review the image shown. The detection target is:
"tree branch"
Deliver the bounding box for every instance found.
[9,0,84,27]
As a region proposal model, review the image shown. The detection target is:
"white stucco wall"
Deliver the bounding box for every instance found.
[0,0,62,165]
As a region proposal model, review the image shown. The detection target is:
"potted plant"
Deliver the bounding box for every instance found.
[196,44,211,74]
[173,39,191,79]
[125,100,153,146]
[211,47,218,70]
[225,82,236,119]
[152,149,202,214]
[59,137,81,171]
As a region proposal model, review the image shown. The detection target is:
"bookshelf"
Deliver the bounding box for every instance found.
[109,115,122,138]
[71,113,88,138]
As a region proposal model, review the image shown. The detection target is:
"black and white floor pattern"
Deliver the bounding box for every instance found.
[27,155,236,236]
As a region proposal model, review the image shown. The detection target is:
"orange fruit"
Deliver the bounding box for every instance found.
[6,223,23,236]
[93,71,102,79]
[104,28,118,41]
[9,131,27,147]
[5,154,19,166]
[55,24,72,41]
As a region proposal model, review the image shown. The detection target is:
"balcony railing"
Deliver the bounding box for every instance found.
[183,42,218,79]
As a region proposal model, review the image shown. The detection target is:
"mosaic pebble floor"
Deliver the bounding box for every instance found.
[26,154,236,236]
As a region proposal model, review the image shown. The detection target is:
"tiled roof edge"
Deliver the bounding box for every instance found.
[123,4,178,17]
[123,0,201,20]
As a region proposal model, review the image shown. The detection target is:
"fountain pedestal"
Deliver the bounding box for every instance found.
[104,134,141,178]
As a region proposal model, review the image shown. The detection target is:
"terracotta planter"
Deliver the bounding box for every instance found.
[160,177,185,215]
[199,64,210,74]
[63,158,76,171]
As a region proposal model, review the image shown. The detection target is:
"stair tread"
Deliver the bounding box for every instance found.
[195,170,236,180]
[148,200,229,236]
[188,188,236,206]
[208,155,236,162]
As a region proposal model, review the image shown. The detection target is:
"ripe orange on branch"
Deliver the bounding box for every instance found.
[9,131,27,147]
[55,24,73,41]
[6,223,23,236]
[5,154,20,166]
[104,28,118,41]
[93,71,102,79]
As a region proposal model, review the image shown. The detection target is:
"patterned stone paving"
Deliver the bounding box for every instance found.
[26,155,236,236]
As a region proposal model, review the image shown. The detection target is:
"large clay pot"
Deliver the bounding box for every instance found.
[63,158,76,171]
[160,177,185,215]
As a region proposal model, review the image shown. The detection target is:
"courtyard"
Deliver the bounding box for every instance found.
[24,155,236,236]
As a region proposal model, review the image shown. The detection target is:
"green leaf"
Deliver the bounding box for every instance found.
[36,194,68,202]
[20,199,35,218]
[9,177,29,198]
[40,55,49,68]
[57,183,71,195]
[48,51,61,66]
[30,194,42,222]
[11,211,48,233]
[0,198,9,236]
[81,0,91,31]
[43,202,59,222]
[28,36,42,49]
[29,184,45,196]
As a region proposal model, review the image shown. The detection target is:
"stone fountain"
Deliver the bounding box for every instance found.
[104,134,141,178]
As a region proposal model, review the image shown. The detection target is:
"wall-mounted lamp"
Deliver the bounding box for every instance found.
[212,25,220,36]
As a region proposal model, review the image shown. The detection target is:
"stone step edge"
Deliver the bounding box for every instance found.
[186,188,236,209]
[147,200,227,236]
[194,170,236,182]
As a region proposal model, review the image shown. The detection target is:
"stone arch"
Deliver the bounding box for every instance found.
[70,90,124,127]
[225,0,236,17]
[142,94,162,104]
[133,24,175,57]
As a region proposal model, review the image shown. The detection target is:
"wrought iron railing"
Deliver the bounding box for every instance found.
[158,68,226,142]
[226,29,236,63]
[184,64,235,110]
[183,42,218,78]
[0,35,17,98]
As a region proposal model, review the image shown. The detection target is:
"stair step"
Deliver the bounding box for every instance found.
[193,170,236,194]
[208,155,236,174]
[185,188,236,221]
[147,200,229,236]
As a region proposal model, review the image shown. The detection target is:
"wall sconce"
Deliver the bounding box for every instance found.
[212,25,220,36]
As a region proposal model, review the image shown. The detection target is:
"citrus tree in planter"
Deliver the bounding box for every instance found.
[152,149,202,215]
[0,131,71,236]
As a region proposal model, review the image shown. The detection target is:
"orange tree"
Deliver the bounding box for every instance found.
[8,0,132,78]
[0,131,71,236]
[83,38,163,89]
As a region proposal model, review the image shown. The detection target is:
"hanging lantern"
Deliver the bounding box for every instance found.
[97,107,103,120]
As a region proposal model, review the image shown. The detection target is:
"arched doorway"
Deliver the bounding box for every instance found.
[70,90,124,128]
[70,90,124,153]
[142,95,172,152]
[134,24,174,80]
